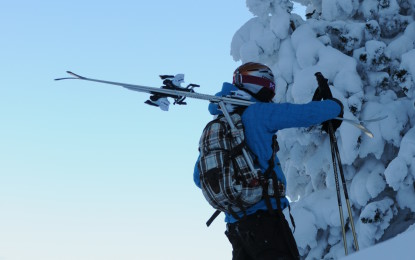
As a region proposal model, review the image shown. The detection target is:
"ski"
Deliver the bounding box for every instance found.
[55,71,376,137]
[358,115,388,123]
[335,115,388,138]
[338,115,388,124]
[55,71,254,107]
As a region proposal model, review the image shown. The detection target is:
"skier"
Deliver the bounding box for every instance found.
[193,62,343,260]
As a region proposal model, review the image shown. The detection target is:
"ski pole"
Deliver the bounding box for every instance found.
[314,72,359,255]
[328,123,360,251]
[327,122,348,255]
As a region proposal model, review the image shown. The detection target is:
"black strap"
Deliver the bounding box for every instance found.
[287,204,296,232]
[268,136,299,259]
[206,210,221,227]
[270,135,282,210]
[262,135,280,215]
[261,176,274,216]
[206,198,246,227]
[228,205,243,221]
[268,135,296,229]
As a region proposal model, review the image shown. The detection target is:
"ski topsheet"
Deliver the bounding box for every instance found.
[55,71,382,138]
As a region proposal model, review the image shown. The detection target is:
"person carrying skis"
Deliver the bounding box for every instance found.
[193,62,343,260]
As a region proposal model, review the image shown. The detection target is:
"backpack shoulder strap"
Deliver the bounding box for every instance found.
[206,210,221,227]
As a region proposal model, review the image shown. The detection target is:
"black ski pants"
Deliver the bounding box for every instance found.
[225,210,300,260]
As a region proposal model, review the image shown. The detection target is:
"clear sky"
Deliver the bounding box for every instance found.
[0,1,303,259]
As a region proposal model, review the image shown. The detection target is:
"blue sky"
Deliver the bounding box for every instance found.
[0,1,304,259]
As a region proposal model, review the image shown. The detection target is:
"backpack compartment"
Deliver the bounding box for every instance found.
[198,114,263,213]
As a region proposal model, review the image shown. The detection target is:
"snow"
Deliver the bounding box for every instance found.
[397,185,415,212]
[358,197,396,247]
[401,49,415,81]
[344,224,415,260]
[360,0,379,20]
[322,0,358,21]
[291,207,318,250]
[271,6,291,39]
[350,159,376,207]
[275,38,297,84]
[385,126,415,194]
[338,119,360,164]
[229,0,415,259]
[386,33,414,60]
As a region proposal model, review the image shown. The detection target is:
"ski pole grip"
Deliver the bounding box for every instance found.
[314,72,333,100]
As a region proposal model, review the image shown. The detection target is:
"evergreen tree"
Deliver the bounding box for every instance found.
[231,0,415,258]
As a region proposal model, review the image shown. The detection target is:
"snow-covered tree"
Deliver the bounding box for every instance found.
[231,0,415,259]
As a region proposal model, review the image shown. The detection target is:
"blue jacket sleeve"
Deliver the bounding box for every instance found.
[208,103,220,115]
[242,99,341,131]
[193,156,201,188]
[240,99,342,181]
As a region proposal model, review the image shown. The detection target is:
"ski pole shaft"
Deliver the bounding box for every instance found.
[328,123,348,255]
[314,72,359,254]
[330,125,359,251]
[346,199,359,251]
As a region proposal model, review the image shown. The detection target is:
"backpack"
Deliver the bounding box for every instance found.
[197,113,263,220]
[197,112,298,257]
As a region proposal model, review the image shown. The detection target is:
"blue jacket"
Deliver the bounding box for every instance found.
[194,83,341,223]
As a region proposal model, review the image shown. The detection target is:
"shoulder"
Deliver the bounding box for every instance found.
[242,102,281,120]
[241,103,278,132]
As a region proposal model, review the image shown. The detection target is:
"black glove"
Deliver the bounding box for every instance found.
[321,98,344,133]
[313,72,333,101]
[313,72,343,133]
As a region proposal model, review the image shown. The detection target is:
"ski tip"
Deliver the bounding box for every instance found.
[54,76,75,81]
[364,115,388,123]
[54,71,86,81]
[66,71,85,79]
[366,131,374,139]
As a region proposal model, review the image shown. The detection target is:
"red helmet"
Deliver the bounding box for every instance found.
[232,62,276,102]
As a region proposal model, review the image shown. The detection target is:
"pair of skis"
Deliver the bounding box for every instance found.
[55,71,383,138]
